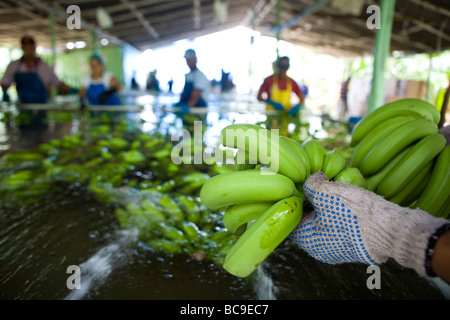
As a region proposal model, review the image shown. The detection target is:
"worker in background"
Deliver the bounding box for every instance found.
[338,76,351,119]
[146,70,160,92]
[174,49,210,116]
[1,35,74,129]
[79,53,122,106]
[257,56,305,117]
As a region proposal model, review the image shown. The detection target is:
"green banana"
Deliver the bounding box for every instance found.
[350,98,440,147]
[157,223,185,241]
[387,161,433,207]
[413,145,450,217]
[364,147,411,191]
[181,220,202,240]
[399,169,432,208]
[159,194,185,225]
[223,196,303,278]
[140,198,168,224]
[434,195,450,219]
[334,167,366,188]
[279,136,308,183]
[220,124,305,183]
[223,202,274,235]
[233,149,257,171]
[280,136,311,177]
[377,133,447,198]
[322,148,347,180]
[359,118,438,176]
[199,168,296,211]
[301,137,326,175]
[349,115,417,168]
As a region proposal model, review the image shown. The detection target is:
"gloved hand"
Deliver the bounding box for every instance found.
[99,88,117,104]
[69,87,79,95]
[266,99,284,111]
[289,172,450,277]
[173,102,190,116]
[2,92,10,103]
[79,97,86,110]
[288,103,301,117]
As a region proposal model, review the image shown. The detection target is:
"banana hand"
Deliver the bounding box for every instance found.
[351,98,440,147]
[223,196,303,278]
[199,168,295,211]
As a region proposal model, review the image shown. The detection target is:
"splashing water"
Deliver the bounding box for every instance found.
[253,264,277,300]
[64,229,138,300]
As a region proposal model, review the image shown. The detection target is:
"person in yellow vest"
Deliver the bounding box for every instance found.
[257,56,305,117]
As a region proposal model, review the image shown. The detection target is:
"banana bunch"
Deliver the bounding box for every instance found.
[349,98,449,218]
[200,124,357,277]
[114,194,238,264]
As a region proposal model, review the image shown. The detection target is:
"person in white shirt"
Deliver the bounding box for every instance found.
[79,53,121,106]
[174,49,210,115]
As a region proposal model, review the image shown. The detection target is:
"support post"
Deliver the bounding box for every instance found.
[91,29,100,54]
[276,0,282,57]
[367,0,396,113]
[49,11,57,100]
[426,52,433,102]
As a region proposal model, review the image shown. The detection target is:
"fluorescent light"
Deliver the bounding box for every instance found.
[100,38,109,46]
[66,42,75,50]
[75,41,86,48]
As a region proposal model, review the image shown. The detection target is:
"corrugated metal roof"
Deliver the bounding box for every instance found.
[1,0,449,56]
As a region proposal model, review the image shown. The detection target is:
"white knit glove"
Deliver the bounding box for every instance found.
[289,172,450,277]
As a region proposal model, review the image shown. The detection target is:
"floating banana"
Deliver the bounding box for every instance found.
[223,196,303,278]
[199,168,295,211]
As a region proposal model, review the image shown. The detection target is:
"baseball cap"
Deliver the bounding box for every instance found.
[184,49,196,59]
[277,56,290,70]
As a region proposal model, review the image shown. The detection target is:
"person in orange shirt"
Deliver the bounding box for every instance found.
[257,56,305,117]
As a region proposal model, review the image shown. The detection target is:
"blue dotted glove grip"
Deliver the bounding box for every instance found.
[289,182,379,265]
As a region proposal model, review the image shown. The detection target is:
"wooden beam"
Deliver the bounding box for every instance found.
[193,0,201,30]
[406,0,450,19]
[23,0,128,48]
[395,12,450,43]
[119,0,159,39]
[240,0,268,27]
[128,18,243,48]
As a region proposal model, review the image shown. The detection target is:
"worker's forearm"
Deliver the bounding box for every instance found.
[187,98,199,107]
[431,230,450,284]
[187,89,202,107]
